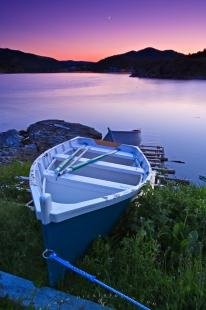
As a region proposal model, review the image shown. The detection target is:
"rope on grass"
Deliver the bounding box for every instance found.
[42,249,151,310]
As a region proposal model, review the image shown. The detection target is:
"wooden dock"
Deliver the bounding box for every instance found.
[140,145,189,185]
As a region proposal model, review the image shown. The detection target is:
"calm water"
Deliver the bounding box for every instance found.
[0,73,206,183]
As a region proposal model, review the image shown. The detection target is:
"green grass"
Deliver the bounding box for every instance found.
[0,162,47,286]
[0,199,46,286]
[63,185,206,309]
[0,162,206,309]
[0,161,31,202]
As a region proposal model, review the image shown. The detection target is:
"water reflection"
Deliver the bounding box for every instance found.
[0,73,206,183]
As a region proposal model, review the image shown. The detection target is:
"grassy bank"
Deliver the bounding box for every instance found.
[0,162,206,309]
[0,162,47,287]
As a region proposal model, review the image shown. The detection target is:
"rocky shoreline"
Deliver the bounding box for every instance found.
[0,120,102,164]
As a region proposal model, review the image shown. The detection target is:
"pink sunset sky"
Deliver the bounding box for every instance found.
[1,0,205,61]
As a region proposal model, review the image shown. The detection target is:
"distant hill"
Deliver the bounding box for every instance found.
[96,47,184,72]
[60,60,95,72]
[0,48,95,73]
[1,47,206,79]
[189,49,206,58]
[96,47,206,79]
[130,49,206,79]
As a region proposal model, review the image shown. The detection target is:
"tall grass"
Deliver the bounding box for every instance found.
[0,162,205,309]
[65,185,206,309]
[0,161,31,202]
[0,162,47,286]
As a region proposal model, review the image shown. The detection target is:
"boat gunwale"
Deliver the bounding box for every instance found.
[29,136,152,223]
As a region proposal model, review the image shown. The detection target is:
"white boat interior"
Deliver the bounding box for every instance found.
[30,137,151,223]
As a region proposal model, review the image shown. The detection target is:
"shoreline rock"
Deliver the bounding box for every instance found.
[0,129,22,148]
[0,120,102,165]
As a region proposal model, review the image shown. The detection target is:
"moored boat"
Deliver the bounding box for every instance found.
[104,127,142,146]
[29,136,152,285]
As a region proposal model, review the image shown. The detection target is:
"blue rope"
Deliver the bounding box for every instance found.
[43,250,151,310]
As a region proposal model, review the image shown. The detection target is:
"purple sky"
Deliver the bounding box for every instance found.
[1,0,206,61]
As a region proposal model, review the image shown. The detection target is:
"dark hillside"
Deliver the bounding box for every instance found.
[0,48,95,73]
[96,47,184,72]
[1,47,206,79]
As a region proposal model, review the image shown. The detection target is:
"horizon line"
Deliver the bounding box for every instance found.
[1,46,206,62]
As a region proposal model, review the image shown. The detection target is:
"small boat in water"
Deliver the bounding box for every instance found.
[30,136,152,285]
[104,127,142,146]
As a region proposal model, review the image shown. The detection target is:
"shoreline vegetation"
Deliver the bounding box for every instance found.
[0,162,205,309]
[1,47,206,79]
[0,120,206,308]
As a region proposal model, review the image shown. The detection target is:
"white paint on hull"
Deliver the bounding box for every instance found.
[30,137,152,223]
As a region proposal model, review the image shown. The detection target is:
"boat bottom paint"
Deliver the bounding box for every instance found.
[42,198,131,286]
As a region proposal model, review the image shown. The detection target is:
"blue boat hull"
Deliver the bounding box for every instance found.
[42,198,131,286]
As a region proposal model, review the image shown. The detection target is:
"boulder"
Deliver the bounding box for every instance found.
[27,120,102,152]
[22,143,38,156]
[0,120,102,164]
[0,129,22,148]
[0,147,20,164]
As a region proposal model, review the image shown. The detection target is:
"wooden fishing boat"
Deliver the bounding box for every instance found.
[104,127,142,146]
[29,136,152,285]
